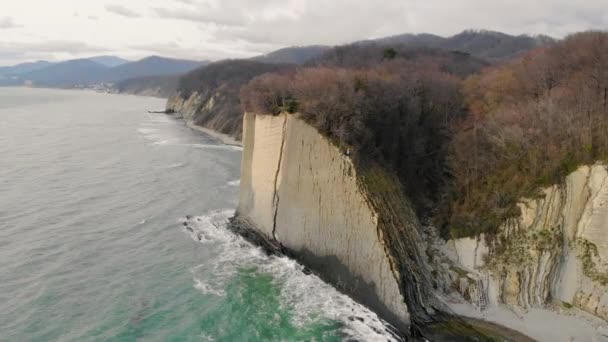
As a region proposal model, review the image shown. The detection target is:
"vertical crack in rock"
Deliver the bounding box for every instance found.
[271,116,288,241]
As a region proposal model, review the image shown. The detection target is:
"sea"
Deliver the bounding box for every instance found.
[0,87,402,342]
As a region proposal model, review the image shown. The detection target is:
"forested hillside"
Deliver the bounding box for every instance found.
[241,31,608,238]
[168,30,552,143]
[375,30,554,61]
[167,60,293,138]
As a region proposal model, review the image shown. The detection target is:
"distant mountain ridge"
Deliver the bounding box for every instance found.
[165,29,556,140]
[87,56,129,68]
[108,56,203,81]
[0,61,54,78]
[373,29,555,61]
[250,45,331,64]
[0,56,206,87]
[0,29,555,96]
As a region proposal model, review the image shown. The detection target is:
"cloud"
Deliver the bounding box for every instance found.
[128,40,266,61]
[152,0,608,49]
[153,6,246,27]
[0,17,20,29]
[105,4,142,18]
[210,0,409,46]
[1,0,608,65]
[401,0,608,38]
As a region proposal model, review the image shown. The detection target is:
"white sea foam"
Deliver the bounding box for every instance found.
[186,144,243,152]
[165,163,186,169]
[146,115,172,124]
[137,127,175,146]
[227,179,240,186]
[152,140,170,146]
[137,128,158,135]
[181,210,403,342]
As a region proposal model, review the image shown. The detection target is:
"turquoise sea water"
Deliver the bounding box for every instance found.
[0,88,401,342]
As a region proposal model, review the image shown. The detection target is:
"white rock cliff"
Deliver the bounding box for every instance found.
[234,112,608,340]
[236,113,412,331]
[450,165,608,319]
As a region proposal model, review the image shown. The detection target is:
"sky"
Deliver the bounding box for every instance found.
[0,0,607,66]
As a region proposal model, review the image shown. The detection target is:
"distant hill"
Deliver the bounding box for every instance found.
[247,30,553,67]
[16,59,109,86]
[167,60,293,138]
[87,56,130,68]
[435,30,553,61]
[370,33,445,47]
[374,30,555,61]
[251,45,331,64]
[107,56,206,81]
[167,40,493,140]
[113,75,180,98]
[312,43,488,77]
[0,61,54,78]
[0,56,205,87]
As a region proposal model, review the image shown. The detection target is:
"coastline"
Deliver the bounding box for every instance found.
[185,120,242,147]
[445,299,608,342]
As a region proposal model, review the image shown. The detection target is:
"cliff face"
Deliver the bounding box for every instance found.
[236,113,418,332]
[449,164,608,320]
[166,92,203,122]
[165,60,294,140]
[235,112,608,339]
[166,91,244,140]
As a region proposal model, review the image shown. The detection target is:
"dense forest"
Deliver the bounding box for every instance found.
[170,30,550,140]
[241,31,608,238]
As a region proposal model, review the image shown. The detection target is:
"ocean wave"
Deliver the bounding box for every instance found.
[136,128,158,135]
[186,144,243,152]
[227,179,240,186]
[137,127,176,146]
[145,115,172,124]
[164,163,186,169]
[180,210,403,342]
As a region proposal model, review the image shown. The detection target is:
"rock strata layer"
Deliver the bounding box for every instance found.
[449,164,608,320]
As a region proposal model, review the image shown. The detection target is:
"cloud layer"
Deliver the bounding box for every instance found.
[0,16,20,29]
[104,5,142,18]
[0,0,607,66]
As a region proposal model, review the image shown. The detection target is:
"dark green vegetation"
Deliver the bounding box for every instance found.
[241,31,608,238]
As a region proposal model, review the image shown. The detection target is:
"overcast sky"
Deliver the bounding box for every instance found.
[0,0,606,66]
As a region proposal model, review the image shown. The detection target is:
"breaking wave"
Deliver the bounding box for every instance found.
[227,179,240,186]
[180,210,403,342]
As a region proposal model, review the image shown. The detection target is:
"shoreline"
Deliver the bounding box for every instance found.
[185,120,242,147]
[445,298,608,342]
